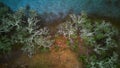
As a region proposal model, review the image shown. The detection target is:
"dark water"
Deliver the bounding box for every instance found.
[0,0,120,26]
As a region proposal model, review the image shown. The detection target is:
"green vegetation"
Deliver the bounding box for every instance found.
[0,2,11,18]
[57,13,120,68]
[0,8,120,68]
[69,13,120,68]
[0,9,54,57]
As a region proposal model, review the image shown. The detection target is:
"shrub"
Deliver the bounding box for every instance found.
[0,2,11,18]
[77,13,120,68]
[59,13,120,68]
[0,9,54,57]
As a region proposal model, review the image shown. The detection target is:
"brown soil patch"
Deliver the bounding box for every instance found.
[9,49,83,68]
[0,35,84,68]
